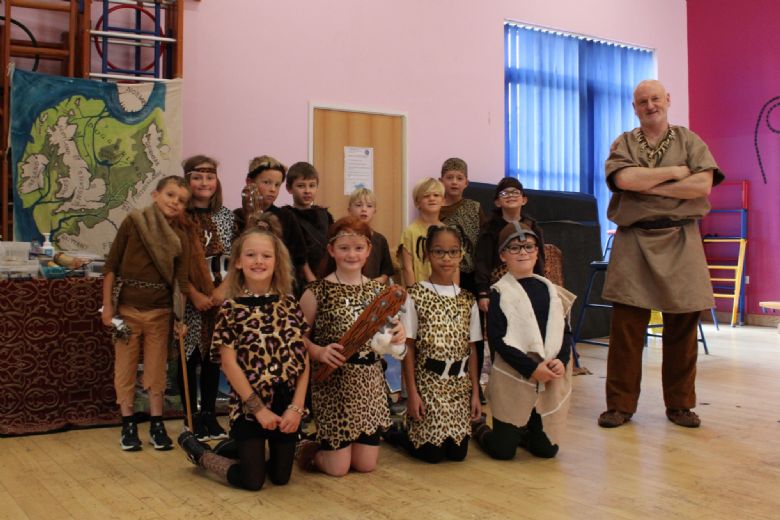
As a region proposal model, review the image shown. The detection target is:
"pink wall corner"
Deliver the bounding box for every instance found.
[181,0,689,218]
[688,0,780,317]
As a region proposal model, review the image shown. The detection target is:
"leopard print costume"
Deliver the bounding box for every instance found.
[183,206,237,358]
[407,283,476,449]
[440,198,482,274]
[210,295,308,427]
[308,279,391,447]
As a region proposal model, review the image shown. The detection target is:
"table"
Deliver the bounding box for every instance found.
[0,277,117,435]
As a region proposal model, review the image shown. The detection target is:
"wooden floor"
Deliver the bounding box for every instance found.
[2,324,780,520]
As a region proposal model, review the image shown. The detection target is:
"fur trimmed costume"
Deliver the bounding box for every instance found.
[487,273,575,445]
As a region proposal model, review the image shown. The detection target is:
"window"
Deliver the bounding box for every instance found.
[504,22,654,243]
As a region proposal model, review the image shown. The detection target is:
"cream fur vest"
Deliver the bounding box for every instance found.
[486,274,576,444]
[492,273,574,361]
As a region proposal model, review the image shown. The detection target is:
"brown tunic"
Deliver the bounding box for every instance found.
[603,126,724,312]
[104,209,190,309]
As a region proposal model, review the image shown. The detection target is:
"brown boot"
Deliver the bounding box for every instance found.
[597,410,632,428]
[666,409,700,428]
[295,439,320,471]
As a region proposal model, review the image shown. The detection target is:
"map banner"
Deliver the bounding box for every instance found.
[11,70,182,255]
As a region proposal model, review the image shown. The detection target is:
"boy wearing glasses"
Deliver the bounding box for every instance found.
[472,222,575,460]
[474,177,545,314]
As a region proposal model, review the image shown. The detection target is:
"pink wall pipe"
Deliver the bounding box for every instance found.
[180,0,689,214]
[688,0,780,317]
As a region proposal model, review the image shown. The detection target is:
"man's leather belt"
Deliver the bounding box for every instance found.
[630,218,693,230]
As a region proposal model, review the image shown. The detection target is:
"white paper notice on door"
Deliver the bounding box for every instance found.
[344,146,374,195]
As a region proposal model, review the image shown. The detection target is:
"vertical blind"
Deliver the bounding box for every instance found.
[505,23,654,245]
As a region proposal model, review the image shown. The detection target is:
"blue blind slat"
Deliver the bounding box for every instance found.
[504,23,654,247]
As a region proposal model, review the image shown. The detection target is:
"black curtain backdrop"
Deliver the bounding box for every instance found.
[465,182,610,340]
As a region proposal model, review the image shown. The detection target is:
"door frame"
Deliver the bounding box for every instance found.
[307,102,409,227]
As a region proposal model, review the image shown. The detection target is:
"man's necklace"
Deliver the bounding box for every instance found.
[635,126,676,167]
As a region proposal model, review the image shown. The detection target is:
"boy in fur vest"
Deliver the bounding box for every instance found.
[473,222,575,459]
[102,176,191,452]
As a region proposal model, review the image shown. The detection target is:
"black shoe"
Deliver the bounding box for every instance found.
[120,420,142,451]
[521,412,559,458]
[185,413,210,441]
[516,425,530,446]
[523,430,559,458]
[201,412,228,440]
[213,438,238,459]
[178,431,212,465]
[150,420,173,451]
[380,422,406,448]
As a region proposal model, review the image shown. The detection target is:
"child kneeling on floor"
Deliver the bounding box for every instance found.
[473,222,575,459]
[178,227,310,491]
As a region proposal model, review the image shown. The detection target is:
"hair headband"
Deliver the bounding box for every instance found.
[499,221,538,252]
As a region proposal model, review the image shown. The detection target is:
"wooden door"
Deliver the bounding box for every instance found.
[311,107,406,256]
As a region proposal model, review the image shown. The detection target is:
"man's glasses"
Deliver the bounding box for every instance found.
[429,248,463,259]
[503,243,538,254]
[498,188,523,199]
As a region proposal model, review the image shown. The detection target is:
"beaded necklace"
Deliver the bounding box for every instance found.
[633,126,676,167]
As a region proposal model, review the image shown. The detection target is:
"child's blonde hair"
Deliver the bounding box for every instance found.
[412,177,444,205]
[227,228,294,297]
[348,187,377,207]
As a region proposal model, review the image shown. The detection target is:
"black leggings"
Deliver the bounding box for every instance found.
[478,410,555,460]
[405,436,470,464]
[225,389,299,490]
[176,347,220,416]
[226,437,297,491]
[478,417,522,460]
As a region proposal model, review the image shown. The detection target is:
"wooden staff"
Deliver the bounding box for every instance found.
[176,324,195,434]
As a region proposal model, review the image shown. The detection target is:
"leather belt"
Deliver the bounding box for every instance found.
[423,357,469,378]
[629,218,692,230]
[346,350,379,365]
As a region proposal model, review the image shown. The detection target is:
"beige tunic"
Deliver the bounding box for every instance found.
[603,126,724,313]
[486,275,576,446]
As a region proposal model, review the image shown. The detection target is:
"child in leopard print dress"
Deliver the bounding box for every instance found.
[297,216,406,476]
[177,155,237,441]
[385,225,482,463]
[178,228,310,491]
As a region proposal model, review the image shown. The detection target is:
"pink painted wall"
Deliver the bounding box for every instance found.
[688,0,780,316]
[180,0,689,212]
